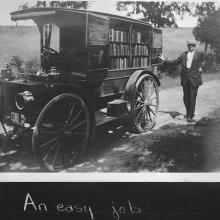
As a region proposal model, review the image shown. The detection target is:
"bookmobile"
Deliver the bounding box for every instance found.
[0,6,162,171]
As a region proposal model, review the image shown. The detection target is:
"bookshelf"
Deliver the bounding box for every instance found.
[131,29,149,68]
[108,27,150,70]
[108,28,130,70]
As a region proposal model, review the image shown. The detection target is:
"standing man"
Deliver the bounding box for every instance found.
[159,41,205,122]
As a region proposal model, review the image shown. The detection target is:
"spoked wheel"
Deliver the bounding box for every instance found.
[131,74,159,133]
[32,93,90,171]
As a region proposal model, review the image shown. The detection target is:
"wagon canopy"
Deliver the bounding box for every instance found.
[11,7,87,27]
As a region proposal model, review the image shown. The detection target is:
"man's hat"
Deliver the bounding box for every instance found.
[187,40,197,46]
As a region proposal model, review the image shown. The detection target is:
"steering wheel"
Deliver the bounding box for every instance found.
[42,46,58,55]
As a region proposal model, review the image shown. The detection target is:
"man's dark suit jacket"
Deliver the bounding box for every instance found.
[166,50,205,87]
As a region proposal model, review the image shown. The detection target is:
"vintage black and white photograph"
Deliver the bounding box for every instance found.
[0,0,220,176]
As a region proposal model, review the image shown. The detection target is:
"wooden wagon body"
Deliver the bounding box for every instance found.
[0,7,162,171]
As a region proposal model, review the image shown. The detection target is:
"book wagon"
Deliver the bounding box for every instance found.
[0,7,162,171]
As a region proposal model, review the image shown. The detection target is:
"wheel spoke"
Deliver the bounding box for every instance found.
[136,89,144,101]
[67,102,76,123]
[39,136,60,149]
[146,82,153,98]
[51,142,61,167]
[148,106,156,116]
[136,107,144,121]
[69,108,83,127]
[134,103,144,111]
[38,131,60,135]
[135,99,145,104]
[72,132,85,136]
[146,107,152,121]
[71,120,86,130]
[43,139,60,161]
[140,82,146,97]
[148,96,157,102]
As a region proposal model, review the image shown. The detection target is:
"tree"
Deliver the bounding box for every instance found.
[194,9,220,61]
[193,2,216,23]
[116,1,192,27]
[192,2,216,52]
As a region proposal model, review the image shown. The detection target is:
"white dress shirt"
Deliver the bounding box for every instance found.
[187,50,195,69]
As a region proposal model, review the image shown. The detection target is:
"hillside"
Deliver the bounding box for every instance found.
[0,26,39,66]
[163,27,205,59]
[0,26,205,66]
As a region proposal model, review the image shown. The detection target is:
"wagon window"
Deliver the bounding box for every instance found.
[88,46,107,69]
[43,24,60,52]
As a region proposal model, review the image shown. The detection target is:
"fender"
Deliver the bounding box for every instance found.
[123,69,160,102]
[52,83,91,102]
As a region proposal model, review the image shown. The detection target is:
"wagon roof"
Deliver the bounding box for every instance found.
[10,7,153,27]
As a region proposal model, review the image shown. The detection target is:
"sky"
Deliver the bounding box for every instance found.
[0,0,216,27]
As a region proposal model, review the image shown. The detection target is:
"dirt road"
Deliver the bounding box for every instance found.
[1,76,220,172]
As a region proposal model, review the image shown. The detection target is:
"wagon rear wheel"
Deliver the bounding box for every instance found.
[131,74,159,133]
[32,93,90,171]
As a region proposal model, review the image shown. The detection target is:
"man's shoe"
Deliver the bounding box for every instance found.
[187,117,195,123]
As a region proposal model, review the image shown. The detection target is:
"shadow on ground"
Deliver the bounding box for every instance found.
[123,112,220,172]
[1,109,220,172]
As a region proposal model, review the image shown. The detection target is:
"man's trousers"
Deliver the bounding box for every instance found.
[182,78,198,119]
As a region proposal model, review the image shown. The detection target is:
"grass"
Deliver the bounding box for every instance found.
[160,72,220,90]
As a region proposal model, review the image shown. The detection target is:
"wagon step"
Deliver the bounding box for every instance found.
[95,99,128,126]
[107,99,128,117]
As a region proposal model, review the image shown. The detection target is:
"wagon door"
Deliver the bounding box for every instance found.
[152,28,162,61]
[87,13,109,82]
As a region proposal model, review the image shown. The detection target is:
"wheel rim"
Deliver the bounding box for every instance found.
[32,93,90,171]
[131,74,159,132]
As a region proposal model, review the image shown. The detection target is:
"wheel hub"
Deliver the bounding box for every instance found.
[63,129,72,136]
[144,100,152,106]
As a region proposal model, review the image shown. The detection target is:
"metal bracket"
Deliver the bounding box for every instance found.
[0,120,8,136]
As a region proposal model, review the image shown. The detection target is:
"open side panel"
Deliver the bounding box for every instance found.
[87,13,109,83]
[87,13,109,46]
[152,28,162,60]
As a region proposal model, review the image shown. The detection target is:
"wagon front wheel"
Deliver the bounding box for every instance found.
[32,93,90,171]
[131,74,159,133]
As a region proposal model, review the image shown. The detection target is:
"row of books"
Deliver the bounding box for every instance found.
[109,29,130,42]
[132,31,147,44]
[132,57,149,67]
[133,45,149,56]
[109,28,150,44]
[109,57,129,70]
[109,57,149,69]
[108,43,130,56]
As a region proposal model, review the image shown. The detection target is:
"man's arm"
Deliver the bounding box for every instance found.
[157,53,183,66]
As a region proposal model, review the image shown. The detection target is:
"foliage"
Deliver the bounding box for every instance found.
[192,2,216,23]
[202,53,217,73]
[9,55,40,77]
[116,1,193,27]
[9,55,24,74]
[193,9,220,60]
[192,2,216,52]
[24,56,40,75]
